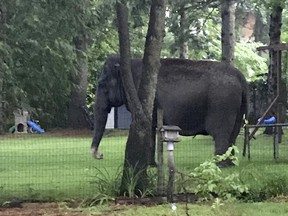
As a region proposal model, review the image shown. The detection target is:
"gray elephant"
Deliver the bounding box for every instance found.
[91,55,248,166]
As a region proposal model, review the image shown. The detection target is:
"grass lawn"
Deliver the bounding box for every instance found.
[1,199,288,215]
[81,200,288,216]
[0,131,127,202]
[0,128,288,203]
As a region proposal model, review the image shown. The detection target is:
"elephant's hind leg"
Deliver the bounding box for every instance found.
[206,111,237,167]
[229,111,243,145]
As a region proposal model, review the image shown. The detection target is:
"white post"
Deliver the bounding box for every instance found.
[167,141,175,202]
[160,125,181,202]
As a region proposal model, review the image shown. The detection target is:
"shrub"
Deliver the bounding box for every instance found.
[175,146,249,201]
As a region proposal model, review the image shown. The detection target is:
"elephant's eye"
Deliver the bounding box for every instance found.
[114,63,120,69]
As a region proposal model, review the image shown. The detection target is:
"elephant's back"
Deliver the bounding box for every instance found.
[156,59,246,135]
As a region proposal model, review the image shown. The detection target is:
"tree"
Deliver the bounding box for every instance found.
[221,0,236,64]
[0,1,76,128]
[0,0,102,130]
[0,0,6,134]
[116,0,166,194]
[178,5,189,59]
[67,0,96,129]
[67,33,89,129]
[254,11,269,43]
[267,2,286,125]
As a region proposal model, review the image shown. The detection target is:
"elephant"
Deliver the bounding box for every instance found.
[91,55,248,166]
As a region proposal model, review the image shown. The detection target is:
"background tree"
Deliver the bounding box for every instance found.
[67,0,93,129]
[116,0,166,194]
[0,0,7,134]
[68,33,89,129]
[0,0,284,134]
[0,0,101,130]
[268,1,286,124]
[167,0,219,59]
[221,0,236,64]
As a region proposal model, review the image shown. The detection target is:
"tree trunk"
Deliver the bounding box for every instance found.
[179,6,188,59]
[268,5,282,101]
[116,0,166,195]
[116,1,147,195]
[267,5,286,125]
[67,33,89,129]
[254,12,269,44]
[221,0,236,64]
[0,64,3,134]
[0,1,6,134]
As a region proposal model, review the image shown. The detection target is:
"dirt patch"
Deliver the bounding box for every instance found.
[115,193,197,206]
[0,202,95,216]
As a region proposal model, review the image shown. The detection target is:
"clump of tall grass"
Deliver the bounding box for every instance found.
[84,165,157,206]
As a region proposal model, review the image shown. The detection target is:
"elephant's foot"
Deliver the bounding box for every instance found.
[148,161,158,167]
[216,159,235,168]
[91,147,104,159]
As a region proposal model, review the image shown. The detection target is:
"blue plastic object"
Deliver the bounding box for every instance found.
[263,116,276,124]
[258,116,276,124]
[27,120,45,133]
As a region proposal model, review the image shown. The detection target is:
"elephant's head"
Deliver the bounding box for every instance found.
[91,55,126,159]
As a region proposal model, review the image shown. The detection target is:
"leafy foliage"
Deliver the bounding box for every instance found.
[0,0,285,130]
[1,0,102,128]
[176,146,249,201]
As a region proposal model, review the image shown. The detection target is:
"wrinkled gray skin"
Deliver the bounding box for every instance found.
[91,55,248,165]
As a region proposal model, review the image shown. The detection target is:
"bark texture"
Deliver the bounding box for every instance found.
[67,33,89,128]
[179,6,188,59]
[268,5,286,123]
[0,1,6,134]
[254,13,269,44]
[268,5,282,100]
[221,0,236,64]
[116,0,166,195]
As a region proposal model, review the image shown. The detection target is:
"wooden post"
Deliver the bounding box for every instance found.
[273,126,279,160]
[276,50,282,144]
[247,134,251,160]
[157,109,164,195]
[243,125,248,158]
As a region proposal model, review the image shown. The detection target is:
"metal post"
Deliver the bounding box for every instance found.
[160,125,181,203]
[167,141,175,203]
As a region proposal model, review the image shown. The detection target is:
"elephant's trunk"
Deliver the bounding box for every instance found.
[91,87,110,159]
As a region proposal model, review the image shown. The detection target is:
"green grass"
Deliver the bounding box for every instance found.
[1,129,288,203]
[0,132,127,202]
[81,200,288,216]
